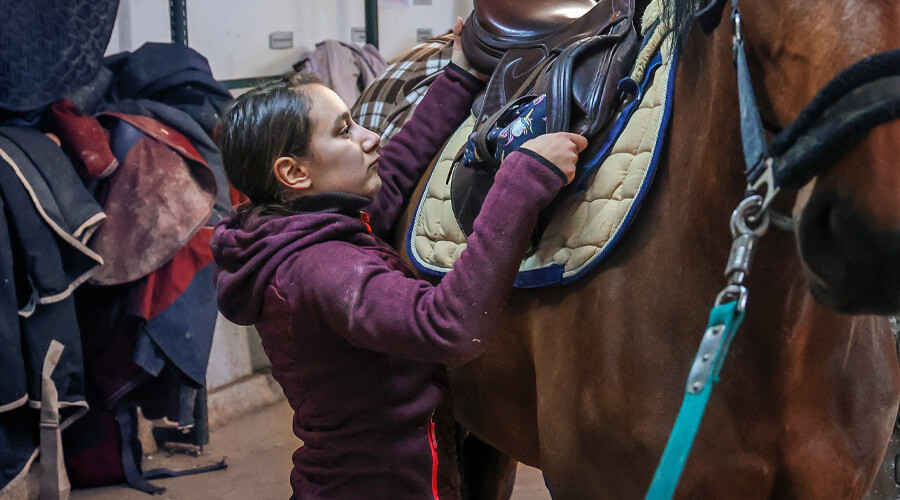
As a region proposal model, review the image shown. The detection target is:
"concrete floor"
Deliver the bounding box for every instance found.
[69,399,551,500]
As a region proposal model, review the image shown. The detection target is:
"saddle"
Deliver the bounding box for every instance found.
[463,0,634,121]
[461,0,604,69]
[452,0,640,235]
[408,14,676,287]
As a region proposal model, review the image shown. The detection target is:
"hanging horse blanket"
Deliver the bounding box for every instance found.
[86,112,217,285]
[406,17,677,287]
[0,0,117,114]
[101,42,235,221]
[294,40,388,107]
[0,127,103,493]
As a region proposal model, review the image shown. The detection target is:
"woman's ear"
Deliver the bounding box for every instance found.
[273,156,312,192]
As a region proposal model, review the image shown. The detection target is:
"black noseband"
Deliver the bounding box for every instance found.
[768,51,900,190]
[703,0,900,209]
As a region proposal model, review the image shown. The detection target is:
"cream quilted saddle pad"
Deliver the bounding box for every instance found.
[407,15,676,288]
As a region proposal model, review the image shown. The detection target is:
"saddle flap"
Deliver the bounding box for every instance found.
[465,0,639,173]
[546,21,641,136]
[481,47,553,119]
[450,162,494,237]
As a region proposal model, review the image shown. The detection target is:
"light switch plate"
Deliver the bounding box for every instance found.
[269,31,293,49]
[416,28,434,42]
[351,27,367,43]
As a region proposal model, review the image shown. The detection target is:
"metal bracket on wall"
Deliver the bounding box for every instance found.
[220,75,284,91]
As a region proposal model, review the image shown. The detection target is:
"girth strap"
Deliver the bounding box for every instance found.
[116,407,166,495]
[40,340,71,500]
[114,406,227,495]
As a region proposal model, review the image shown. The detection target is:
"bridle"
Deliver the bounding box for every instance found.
[701,0,900,210]
[646,1,900,498]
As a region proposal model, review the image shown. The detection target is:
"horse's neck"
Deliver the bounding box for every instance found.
[667,25,824,347]
[674,27,746,211]
[669,21,864,371]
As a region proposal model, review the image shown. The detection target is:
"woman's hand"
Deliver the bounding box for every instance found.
[521,132,589,185]
[451,17,490,82]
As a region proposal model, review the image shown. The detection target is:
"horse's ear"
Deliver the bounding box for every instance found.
[695,0,728,33]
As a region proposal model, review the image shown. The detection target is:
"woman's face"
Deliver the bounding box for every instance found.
[303,84,382,198]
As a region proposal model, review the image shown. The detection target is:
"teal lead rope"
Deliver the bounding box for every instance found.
[644,300,746,500]
[646,193,768,499]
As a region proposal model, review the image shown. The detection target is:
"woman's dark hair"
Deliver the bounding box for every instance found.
[217,72,323,216]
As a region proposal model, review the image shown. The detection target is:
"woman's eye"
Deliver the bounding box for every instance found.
[341,125,351,136]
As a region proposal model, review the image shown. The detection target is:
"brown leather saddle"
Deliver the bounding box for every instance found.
[462,0,610,71]
[452,0,640,236]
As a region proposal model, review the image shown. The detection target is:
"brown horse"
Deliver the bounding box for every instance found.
[385,0,900,497]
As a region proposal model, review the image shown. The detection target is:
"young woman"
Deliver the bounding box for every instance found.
[211,19,587,500]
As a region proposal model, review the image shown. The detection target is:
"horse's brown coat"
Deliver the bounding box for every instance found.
[392,1,900,497]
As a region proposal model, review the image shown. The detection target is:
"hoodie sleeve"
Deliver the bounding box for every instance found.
[290,151,565,365]
[365,63,484,238]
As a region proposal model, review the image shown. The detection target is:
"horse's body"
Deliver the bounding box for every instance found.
[392,0,900,497]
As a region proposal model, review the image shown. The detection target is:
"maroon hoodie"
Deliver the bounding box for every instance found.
[211,64,567,499]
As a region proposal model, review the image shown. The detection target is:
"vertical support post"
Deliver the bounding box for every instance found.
[170,0,188,46]
[365,0,379,48]
[193,388,210,449]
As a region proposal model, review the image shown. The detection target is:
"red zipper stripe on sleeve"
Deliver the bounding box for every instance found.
[359,211,373,233]
[428,418,440,500]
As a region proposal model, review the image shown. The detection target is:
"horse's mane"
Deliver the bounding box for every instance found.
[659,0,707,40]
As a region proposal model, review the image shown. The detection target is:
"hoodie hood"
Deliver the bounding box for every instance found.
[211,192,372,325]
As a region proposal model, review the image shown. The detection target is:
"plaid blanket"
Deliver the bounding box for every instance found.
[351,34,453,142]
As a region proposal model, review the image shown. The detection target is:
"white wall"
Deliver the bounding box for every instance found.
[106,0,172,55]
[107,0,474,82]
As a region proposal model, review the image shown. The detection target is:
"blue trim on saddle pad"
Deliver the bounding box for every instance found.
[575,20,663,192]
[574,53,663,193]
[546,45,680,288]
[406,43,680,289]
[514,264,564,288]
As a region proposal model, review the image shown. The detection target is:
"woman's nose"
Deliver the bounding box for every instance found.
[361,128,380,153]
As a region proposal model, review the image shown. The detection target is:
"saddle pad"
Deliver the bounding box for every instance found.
[407,16,676,288]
